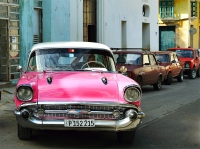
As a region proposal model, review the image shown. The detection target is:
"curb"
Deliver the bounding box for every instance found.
[0,82,15,89]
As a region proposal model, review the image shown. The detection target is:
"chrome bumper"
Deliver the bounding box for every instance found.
[14,110,145,131]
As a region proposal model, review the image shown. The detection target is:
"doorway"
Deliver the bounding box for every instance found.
[83,0,97,42]
[159,26,175,51]
[0,1,20,82]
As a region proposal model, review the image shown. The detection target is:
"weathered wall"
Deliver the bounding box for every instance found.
[43,0,70,42]
[19,0,34,69]
[69,0,159,50]
[158,0,200,48]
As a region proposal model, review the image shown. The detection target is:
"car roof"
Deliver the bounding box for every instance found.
[167,48,197,51]
[153,51,176,54]
[112,49,151,54]
[30,41,112,53]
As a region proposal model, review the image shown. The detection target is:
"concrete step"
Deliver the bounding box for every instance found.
[0,82,15,89]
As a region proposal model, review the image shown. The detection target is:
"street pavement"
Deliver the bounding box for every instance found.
[0,79,200,148]
[0,85,16,117]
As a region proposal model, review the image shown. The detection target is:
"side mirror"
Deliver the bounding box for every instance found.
[16,65,22,72]
[119,66,127,73]
[171,60,176,63]
[157,60,161,64]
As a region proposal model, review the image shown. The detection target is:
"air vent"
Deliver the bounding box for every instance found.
[33,35,39,44]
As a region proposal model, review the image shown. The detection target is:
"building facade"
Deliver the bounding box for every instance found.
[158,0,200,51]
[0,0,159,83]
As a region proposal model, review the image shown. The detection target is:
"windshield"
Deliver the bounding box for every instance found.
[27,48,116,72]
[176,50,194,58]
[113,53,142,65]
[155,54,170,62]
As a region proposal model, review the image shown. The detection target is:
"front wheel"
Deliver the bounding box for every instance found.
[165,72,172,85]
[18,123,32,140]
[177,70,184,82]
[188,69,196,79]
[136,76,142,88]
[117,130,136,143]
[196,67,200,77]
[153,76,162,90]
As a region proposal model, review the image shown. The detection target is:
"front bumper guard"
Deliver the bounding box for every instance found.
[14,110,145,131]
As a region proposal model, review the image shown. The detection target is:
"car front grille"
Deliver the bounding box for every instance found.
[32,104,128,120]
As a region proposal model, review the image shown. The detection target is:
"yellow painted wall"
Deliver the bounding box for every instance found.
[158,0,200,48]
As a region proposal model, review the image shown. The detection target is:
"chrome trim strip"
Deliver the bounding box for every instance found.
[44,110,114,115]
[37,101,138,109]
[38,101,119,106]
[17,102,37,110]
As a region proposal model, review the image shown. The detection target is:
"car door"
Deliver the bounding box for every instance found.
[170,53,178,77]
[173,53,182,76]
[193,50,200,70]
[148,54,160,84]
[142,54,153,85]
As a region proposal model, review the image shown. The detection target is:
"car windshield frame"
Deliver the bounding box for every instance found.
[27,48,116,72]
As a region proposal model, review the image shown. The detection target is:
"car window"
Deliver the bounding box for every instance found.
[155,54,170,62]
[143,54,150,65]
[114,53,142,65]
[149,54,157,65]
[28,52,37,71]
[28,48,116,72]
[173,54,179,62]
[176,50,193,58]
[114,53,126,64]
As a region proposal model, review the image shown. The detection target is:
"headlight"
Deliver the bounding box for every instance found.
[124,86,141,102]
[16,86,33,101]
[185,63,190,68]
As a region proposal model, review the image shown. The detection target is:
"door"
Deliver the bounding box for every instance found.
[159,26,175,51]
[0,20,8,81]
[142,54,153,85]
[83,0,97,42]
[149,54,160,84]
[0,1,20,82]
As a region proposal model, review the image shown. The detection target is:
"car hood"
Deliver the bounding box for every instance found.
[37,71,119,103]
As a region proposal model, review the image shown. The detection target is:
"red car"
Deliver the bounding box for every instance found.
[153,51,184,85]
[13,42,145,143]
[167,48,200,79]
[113,49,166,90]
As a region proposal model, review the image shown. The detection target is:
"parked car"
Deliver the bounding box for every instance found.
[153,51,184,85]
[112,49,166,90]
[13,42,145,143]
[167,48,200,79]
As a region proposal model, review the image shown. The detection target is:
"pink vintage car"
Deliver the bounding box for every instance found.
[13,42,145,143]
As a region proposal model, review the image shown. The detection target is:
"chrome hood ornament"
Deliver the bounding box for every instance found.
[102,77,108,85]
[47,77,52,84]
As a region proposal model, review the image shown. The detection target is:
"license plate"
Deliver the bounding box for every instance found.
[64,119,95,127]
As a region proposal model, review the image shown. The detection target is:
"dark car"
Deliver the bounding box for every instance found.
[113,48,166,90]
[153,51,184,85]
[167,48,200,79]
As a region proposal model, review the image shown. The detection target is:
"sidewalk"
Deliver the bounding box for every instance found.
[0,83,16,113]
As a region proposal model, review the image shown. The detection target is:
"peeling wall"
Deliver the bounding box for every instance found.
[19,0,34,69]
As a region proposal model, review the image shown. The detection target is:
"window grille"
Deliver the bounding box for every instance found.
[191,1,197,17]
[160,0,174,20]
